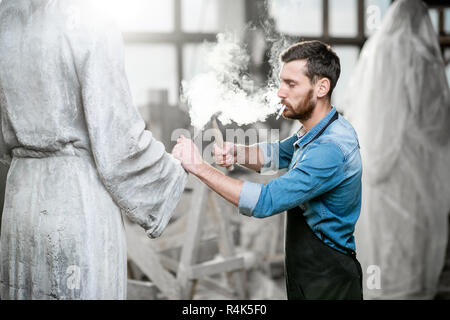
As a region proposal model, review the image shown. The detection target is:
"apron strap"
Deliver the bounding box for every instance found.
[303,109,339,148]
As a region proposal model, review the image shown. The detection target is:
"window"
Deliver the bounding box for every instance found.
[365,0,391,37]
[429,8,439,34]
[183,44,211,83]
[118,0,245,108]
[330,0,358,37]
[269,0,323,36]
[182,0,245,34]
[182,0,220,33]
[445,49,450,88]
[124,44,178,107]
[331,46,360,105]
[103,0,175,32]
[445,8,450,33]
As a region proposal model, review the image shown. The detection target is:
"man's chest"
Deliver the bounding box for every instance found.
[288,146,304,171]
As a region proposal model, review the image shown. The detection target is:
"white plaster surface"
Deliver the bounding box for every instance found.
[0,0,187,299]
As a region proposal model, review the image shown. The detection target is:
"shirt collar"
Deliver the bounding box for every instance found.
[294,106,337,149]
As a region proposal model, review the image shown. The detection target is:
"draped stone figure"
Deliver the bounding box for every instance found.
[340,0,450,299]
[0,0,187,299]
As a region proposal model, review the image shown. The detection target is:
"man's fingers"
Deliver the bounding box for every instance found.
[172,145,181,158]
[224,143,233,154]
[213,144,228,156]
[178,135,192,145]
[212,142,236,167]
[215,154,233,166]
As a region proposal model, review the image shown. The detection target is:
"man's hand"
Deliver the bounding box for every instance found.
[173,136,243,207]
[172,135,205,175]
[214,142,265,172]
[212,141,237,168]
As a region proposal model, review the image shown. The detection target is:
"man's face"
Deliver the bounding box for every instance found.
[277,59,317,121]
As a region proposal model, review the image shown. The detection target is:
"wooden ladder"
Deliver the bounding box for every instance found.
[125,174,252,299]
[175,176,249,299]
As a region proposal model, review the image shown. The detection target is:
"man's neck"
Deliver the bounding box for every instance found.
[299,100,332,133]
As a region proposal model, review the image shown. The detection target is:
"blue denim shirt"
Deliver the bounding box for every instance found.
[238,107,362,254]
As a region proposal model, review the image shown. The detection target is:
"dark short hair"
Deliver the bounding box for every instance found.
[280,40,341,98]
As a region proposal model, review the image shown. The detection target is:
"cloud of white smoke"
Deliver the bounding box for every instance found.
[181,32,282,130]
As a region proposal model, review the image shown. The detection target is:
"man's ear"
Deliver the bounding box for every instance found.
[316,77,331,98]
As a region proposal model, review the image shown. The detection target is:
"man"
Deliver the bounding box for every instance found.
[173,40,363,300]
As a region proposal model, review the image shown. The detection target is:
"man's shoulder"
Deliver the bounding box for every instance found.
[316,115,360,159]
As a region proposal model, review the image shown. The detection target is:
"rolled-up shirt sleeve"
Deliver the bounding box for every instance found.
[238,181,262,216]
[239,141,346,218]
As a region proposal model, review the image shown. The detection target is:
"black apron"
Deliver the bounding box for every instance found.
[284,111,363,300]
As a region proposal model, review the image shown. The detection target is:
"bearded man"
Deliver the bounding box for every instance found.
[173,40,363,300]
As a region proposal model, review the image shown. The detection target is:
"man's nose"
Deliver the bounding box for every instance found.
[277,87,287,99]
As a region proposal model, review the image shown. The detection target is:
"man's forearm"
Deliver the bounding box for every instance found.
[235,144,264,172]
[193,162,243,206]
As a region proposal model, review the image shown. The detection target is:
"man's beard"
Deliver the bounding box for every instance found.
[283,89,316,121]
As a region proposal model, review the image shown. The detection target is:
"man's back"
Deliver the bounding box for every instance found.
[302,112,362,253]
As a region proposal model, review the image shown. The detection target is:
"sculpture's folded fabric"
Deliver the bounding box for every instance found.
[0,0,187,299]
[340,0,450,299]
